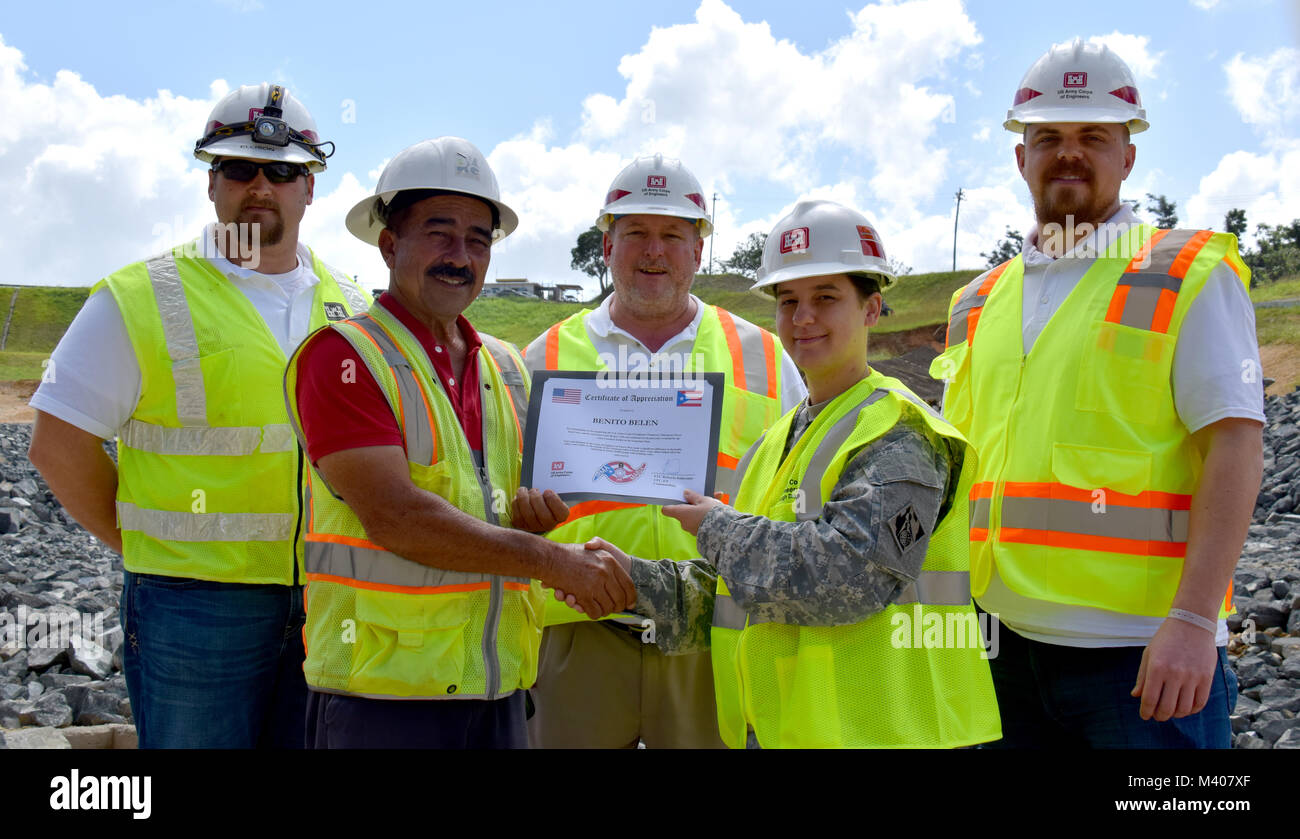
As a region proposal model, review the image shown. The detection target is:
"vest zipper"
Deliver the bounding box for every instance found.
[477,456,503,698]
[991,355,1029,545]
[291,446,304,587]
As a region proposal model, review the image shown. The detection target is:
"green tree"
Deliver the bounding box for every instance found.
[980,226,1023,268]
[1245,219,1300,285]
[722,232,766,279]
[570,225,609,294]
[1145,193,1178,229]
[1224,208,1247,238]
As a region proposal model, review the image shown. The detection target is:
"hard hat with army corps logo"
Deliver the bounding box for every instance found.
[1005,39,1148,134]
[751,200,894,296]
[345,136,519,245]
[596,153,713,236]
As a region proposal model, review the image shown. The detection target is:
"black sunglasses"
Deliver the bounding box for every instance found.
[212,159,310,184]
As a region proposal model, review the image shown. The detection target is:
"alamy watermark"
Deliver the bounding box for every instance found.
[0,605,110,651]
[890,605,1000,660]
[1038,216,1152,267]
[150,217,261,265]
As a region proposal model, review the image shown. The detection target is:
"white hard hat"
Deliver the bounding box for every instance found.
[194,83,332,172]
[345,136,519,245]
[751,200,895,296]
[1004,39,1148,134]
[596,153,712,237]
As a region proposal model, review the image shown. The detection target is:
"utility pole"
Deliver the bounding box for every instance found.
[708,192,720,274]
[952,188,964,271]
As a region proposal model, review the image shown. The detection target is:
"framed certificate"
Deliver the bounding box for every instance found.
[520,370,724,506]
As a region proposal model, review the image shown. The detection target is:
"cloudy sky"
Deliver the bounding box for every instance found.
[3,0,1297,294]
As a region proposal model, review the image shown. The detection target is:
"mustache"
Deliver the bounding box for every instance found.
[239,198,281,214]
[426,263,474,282]
[1046,163,1092,180]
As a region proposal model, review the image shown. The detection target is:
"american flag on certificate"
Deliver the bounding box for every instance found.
[551,387,582,404]
[676,389,703,407]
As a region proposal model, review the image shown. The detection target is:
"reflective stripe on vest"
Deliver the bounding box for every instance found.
[304,539,529,593]
[714,570,972,631]
[146,253,207,424]
[118,418,296,455]
[480,335,528,449]
[715,307,778,400]
[1105,229,1213,333]
[945,260,1011,348]
[116,501,293,542]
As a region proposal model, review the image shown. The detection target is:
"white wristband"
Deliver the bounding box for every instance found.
[1167,608,1217,636]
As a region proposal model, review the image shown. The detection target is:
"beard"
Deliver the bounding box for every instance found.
[236,202,285,247]
[1031,163,1116,229]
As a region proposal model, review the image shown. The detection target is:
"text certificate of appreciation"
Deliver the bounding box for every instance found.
[521,371,724,506]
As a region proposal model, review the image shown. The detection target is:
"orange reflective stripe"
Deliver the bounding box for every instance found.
[970,527,989,542]
[1124,228,1171,273]
[305,572,494,595]
[1150,287,1178,334]
[368,317,439,465]
[306,531,388,552]
[970,481,996,500]
[1168,230,1214,280]
[1223,582,1234,614]
[350,318,438,464]
[1105,283,1131,324]
[717,452,740,470]
[545,323,561,370]
[999,527,1187,557]
[566,499,645,521]
[760,328,777,400]
[714,307,747,391]
[1000,481,1191,510]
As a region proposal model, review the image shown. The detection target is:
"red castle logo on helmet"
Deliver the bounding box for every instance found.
[1063,71,1087,88]
[647,175,667,189]
[780,227,810,254]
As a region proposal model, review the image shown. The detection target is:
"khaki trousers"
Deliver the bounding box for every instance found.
[527,621,727,749]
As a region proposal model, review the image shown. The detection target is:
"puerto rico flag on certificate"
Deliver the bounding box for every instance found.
[551,388,581,405]
[676,389,703,407]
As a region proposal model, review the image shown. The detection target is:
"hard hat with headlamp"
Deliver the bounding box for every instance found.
[194,83,334,172]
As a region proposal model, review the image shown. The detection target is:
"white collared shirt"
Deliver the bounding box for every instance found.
[581,293,806,414]
[31,224,323,440]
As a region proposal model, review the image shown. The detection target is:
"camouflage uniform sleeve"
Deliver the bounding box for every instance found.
[627,557,718,655]
[695,413,956,627]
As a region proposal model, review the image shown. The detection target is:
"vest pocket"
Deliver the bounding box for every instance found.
[1051,441,1152,498]
[1074,321,1175,427]
[352,589,471,695]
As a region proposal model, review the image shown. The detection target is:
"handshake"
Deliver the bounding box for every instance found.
[513,487,636,619]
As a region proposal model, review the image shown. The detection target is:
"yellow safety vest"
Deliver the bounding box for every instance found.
[100,241,369,584]
[523,303,786,626]
[930,226,1249,617]
[285,301,542,699]
[712,371,1001,748]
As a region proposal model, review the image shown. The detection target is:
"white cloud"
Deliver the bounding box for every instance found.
[1185,140,1300,239]
[1224,48,1300,132]
[1190,0,1219,8]
[1088,32,1163,80]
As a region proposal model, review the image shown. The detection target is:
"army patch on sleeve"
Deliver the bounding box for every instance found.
[889,505,926,554]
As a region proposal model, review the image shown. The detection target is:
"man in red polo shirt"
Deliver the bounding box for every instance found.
[288,137,635,748]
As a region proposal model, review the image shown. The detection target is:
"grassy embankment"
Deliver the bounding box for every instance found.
[0,287,89,380]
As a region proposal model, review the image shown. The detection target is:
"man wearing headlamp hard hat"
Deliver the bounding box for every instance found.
[29,84,370,748]
[286,138,635,748]
[562,200,1001,748]
[930,40,1263,748]
[524,155,804,749]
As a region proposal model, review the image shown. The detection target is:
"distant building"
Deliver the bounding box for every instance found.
[480,278,583,302]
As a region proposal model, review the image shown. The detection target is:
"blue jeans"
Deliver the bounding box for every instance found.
[121,571,308,749]
[984,619,1237,749]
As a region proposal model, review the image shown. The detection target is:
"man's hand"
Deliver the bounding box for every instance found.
[543,538,635,619]
[554,538,633,617]
[1131,616,1219,721]
[511,487,570,533]
[662,489,727,536]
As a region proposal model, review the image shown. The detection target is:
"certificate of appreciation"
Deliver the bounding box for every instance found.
[521,371,724,506]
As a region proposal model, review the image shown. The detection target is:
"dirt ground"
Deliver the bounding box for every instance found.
[1261,344,1300,397]
[0,380,37,424]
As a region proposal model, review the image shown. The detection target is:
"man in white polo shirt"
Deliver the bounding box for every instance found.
[28,83,369,748]
[932,40,1263,748]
